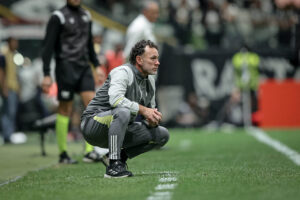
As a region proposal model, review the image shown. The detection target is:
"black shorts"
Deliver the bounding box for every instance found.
[55,60,95,101]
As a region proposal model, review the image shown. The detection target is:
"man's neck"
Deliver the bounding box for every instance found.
[67,3,80,10]
[135,64,147,78]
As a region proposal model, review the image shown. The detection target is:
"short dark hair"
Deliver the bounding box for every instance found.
[141,0,158,11]
[7,37,17,43]
[129,40,158,65]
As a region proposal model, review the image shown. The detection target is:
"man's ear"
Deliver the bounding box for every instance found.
[136,56,143,65]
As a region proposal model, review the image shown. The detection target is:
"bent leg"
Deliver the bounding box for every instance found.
[109,108,131,160]
[81,110,111,147]
[123,122,169,159]
[82,107,132,160]
[56,101,73,153]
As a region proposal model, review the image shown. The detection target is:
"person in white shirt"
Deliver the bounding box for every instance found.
[124,1,159,58]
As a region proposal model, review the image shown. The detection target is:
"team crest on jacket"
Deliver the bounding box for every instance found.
[69,17,75,24]
[82,15,89,22]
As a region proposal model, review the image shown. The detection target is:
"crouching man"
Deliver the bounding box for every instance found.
[81,40,169,178]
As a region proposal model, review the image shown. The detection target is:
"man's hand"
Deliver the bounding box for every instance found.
[41,76,53,94]
[139,105,162,127]
[0,68,8,97]
[1,86,8,98]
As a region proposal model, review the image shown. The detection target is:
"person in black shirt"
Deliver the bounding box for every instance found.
[41,0,103,164]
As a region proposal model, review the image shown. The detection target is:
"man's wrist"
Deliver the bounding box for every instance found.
[138,104,146,116]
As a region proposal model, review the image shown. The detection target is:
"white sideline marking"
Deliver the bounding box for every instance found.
[155,184,177,190]
[0,176,22,187]
[0,162,56,187]
[248,127,300,166]
[159,177,177,182]
[146,172,178,200]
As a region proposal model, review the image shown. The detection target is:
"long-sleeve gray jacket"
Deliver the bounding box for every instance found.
[82,64,156,121]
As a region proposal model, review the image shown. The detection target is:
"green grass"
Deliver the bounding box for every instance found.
[265,129,300,152]
[0,128,300,200]
[0,132,84,183]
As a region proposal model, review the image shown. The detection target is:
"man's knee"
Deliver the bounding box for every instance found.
[155,126,169,147]
[113,107,131,123]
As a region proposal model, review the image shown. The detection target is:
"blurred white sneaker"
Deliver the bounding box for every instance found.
[10,132,27,144]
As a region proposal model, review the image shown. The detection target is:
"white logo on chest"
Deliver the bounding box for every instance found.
[69,17,75,24]
[82,15,89,22]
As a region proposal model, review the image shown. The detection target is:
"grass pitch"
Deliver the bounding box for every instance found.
[0,128,300,200]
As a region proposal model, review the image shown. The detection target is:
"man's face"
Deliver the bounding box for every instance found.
[144,2,159,22]
[137,46,160,76]
[67,0,81,7]
[9,38,18,51]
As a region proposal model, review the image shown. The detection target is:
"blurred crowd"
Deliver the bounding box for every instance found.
[165,0,297,50]
[1,0,298,51]
[91,0,298,50]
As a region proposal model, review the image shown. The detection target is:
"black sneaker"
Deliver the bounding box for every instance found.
[59,151,78,164]
[104,160,133,178]
[82,151,109,167]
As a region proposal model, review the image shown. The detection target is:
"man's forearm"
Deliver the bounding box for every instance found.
[0,68,5,87]
[138,104,148,116]
[0,68,7,95]
[87,23,100,67]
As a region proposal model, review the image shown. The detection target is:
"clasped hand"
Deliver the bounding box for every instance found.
[143,107,162,127]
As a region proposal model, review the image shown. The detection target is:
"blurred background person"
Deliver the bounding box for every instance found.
[174,92,210,128]
[41,0,103,164]
[17,57,50,131]
[95,66,107,90]
[0,45,6,144]
[104,42,125,76]
[232,46,260,122]
[168,0,194,46]
[202,0,224,48]
[0,37,20,144]
[123,0,159,59]
[204,44,260,130]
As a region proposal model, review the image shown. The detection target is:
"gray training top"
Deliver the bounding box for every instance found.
[82,64,156,122]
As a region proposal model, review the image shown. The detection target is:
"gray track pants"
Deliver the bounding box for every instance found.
[81,107,169,160]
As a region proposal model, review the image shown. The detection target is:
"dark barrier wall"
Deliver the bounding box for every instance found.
[157,44,299,126]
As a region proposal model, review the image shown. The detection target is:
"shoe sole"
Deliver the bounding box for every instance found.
[59,161,78,164]
[83,155,109,166]
[104,174,132,178]
[82,157,95,163]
